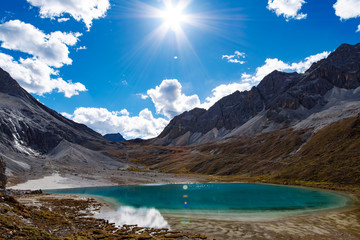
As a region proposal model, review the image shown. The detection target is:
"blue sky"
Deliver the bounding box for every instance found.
[0,0,359,139]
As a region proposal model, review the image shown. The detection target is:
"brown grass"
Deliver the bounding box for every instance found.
[120,114,360,188]
[0,192,207,239]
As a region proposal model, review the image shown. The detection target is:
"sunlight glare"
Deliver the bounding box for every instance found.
[160,2,187,32]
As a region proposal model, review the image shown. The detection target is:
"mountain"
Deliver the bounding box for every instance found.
[104,133,126,142]
[151,43,360,146]
[0,68,125,182]
[127,113,360,185]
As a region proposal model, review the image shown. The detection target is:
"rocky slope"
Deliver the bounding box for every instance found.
[104,133,125,142]
[0,68,126,181]
[125,113,360,185]
[152,43,360,146]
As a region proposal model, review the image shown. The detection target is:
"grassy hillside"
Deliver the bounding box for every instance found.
[275,114,360,184]
[127,114,360,186]
[126,128,307,176]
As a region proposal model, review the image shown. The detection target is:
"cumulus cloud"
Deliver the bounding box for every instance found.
[0,20,81,68]
[0,53,86,97]
[222,51,246,64]
[62,107,169,139]
[27,0,110,30]
[333,0,360,32]
[147,79,200,119]
[145,79,251,117]
[200,83,252,109]
[267,0,307,20]
[241,51,330,84]
[0,20,86,97]
[63,80,251,138]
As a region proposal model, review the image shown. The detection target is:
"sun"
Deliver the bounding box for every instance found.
[160,3,186,32]
[158,0,190,32]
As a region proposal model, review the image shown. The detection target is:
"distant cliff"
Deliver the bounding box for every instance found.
[104,133,125,142]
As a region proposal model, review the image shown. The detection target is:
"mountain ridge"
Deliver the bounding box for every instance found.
[151,43,360,146]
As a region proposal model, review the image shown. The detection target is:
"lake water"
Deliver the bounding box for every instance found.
[46,183,349,228]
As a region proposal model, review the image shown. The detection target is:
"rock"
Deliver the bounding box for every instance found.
[0,156,6,190]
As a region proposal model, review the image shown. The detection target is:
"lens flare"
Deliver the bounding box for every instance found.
[181,218,190,225]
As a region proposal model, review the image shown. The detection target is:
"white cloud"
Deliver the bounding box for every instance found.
[58,17,70,23]
[267,0,307,20]
[241,51,330,84]
[147,79,200,119]
[0,20,86,97]
[334,0,360,19]
[146,79,251,116]
[27,0,110,30]
[137,93,149,100]
[76,46,87,52]
[334,0,360,32]
[0,53,86,97]
[0,20,81,68]
[62,107,169,139]
[200,83,252,109]
[63,79,250,139]
[222,51,246,64]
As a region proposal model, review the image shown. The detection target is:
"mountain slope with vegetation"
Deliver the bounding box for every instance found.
[125,113,360,186]
[275,114,360,184]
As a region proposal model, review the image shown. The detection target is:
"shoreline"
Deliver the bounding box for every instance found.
[10,172,359,217]
[45,183,357,220]
[11,175,360,240]
[39,189,360,240]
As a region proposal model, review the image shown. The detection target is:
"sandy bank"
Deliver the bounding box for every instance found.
[9,170,204,190]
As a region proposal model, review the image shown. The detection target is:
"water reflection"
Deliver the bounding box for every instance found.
[96,206,170,229]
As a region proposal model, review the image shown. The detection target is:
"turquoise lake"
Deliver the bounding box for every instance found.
[46,183,349,216]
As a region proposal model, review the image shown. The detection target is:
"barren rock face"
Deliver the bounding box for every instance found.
[0,67,109,155]
[0,67,126,177]
[155,43,360,146]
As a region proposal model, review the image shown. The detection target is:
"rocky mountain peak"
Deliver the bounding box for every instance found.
[0,68,30,100]
[0,68,126,179]
[153,42,360,146]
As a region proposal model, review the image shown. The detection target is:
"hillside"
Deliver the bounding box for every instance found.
[0,67,126,183]
[126,113,360,185]
[275,114,360,184]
